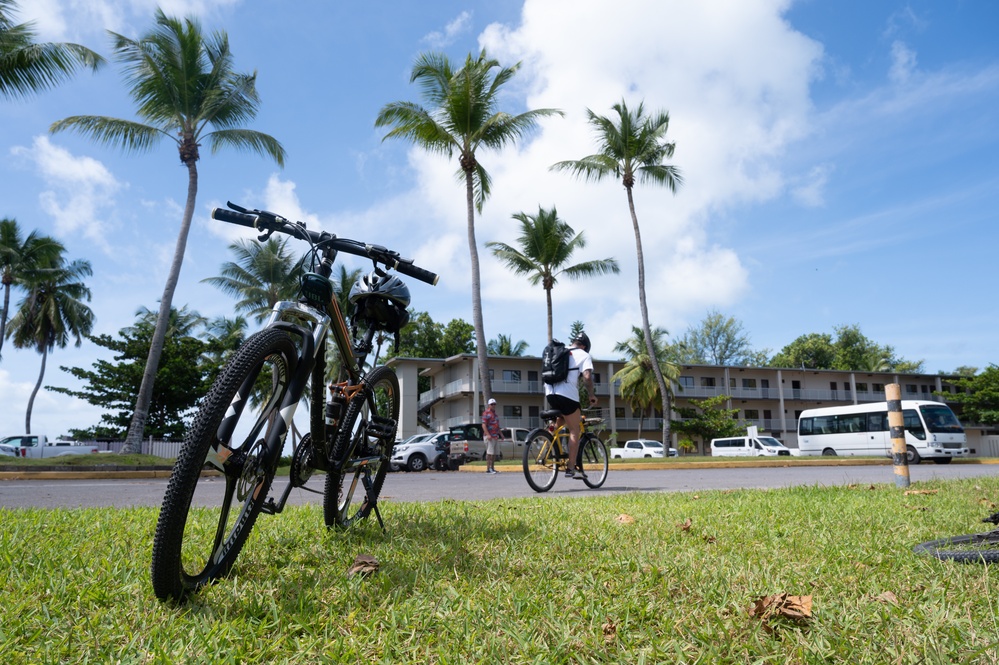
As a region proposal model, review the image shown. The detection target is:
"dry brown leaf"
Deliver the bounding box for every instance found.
[677,518,692,532]
[602,617,617,643]
[692,495,700,500]
[702,534,716,543]
[874,591,898,604]
[749,593,813,632]
[904,489,938,496]
[868,484,877,490]
[347,553,379,578]
[616,514,635,524]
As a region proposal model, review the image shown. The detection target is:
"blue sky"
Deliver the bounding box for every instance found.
[2,0,997,438]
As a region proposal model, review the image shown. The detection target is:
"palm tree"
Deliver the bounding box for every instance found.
[376,49,562,404]
[0,218,64,361]
[487,334,529,357]
[0,0,103,100]
[487,206,619,343]
[612,325,680,439]
[201,237,303,323]
[6,255,94,433]
[50,10,285,453]
[552,99,683,445]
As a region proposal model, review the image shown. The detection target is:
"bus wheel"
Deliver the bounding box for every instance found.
[822,448,837,456]
[906,446,922,465]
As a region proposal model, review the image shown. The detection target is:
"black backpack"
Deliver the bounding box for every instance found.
[541,339,571,385]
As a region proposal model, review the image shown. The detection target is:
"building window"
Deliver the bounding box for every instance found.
[744,409,760,420]
[763,410,772,421]
[742,378,757,389]
[700,377,715,387]
[615,407,626,418]
[503,405,522,418]
[502,370,521,382]
[873,383,884,393]
[921,385,929,394]
[679,376,694,388]
[592,372,602,384]
[761,379,769,389]
[528,370,538,383]
[729,378,736,388]
[906,384,918,394]
[856,382,868,393]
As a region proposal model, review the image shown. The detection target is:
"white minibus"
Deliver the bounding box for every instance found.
[710,436,791,457]
[796,400,968,464]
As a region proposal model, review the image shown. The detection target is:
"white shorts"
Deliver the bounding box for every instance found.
[486,437,498,455]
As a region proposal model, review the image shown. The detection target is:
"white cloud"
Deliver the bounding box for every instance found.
[21,0,242,41]
[422,11,473,48]
[889,40,917,84]
[791,164,832,207]
[10,136,122,253]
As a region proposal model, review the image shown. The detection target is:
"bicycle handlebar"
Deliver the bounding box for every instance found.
[211,203,439,286]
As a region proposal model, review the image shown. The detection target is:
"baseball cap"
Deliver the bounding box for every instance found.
[488,398,497,405]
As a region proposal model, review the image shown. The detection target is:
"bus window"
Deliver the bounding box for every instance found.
[919,404,964,433]
[799,417,813,435]
[837,414,866,433]
[902,410,926,440]
[867,412,888,432]
[813,415,836,434]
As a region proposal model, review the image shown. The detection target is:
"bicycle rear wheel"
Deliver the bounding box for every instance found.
[324,366,399,529]
[913,529,999,563]
[523,428,558,493]
[151,328,298,601]
[579,433,608,489]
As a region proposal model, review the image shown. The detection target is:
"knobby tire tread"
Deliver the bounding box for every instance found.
[523,428,558,493]
[150,328,297,601]
[913,530,999,564]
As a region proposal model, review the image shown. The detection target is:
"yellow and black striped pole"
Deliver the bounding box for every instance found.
[886,383,910,488]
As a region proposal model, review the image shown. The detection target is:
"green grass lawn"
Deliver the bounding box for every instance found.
[2,477,998,663]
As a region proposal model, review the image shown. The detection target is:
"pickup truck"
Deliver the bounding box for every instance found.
[610,439,677,459]
[448,424,531,462]
[0,435,100,458]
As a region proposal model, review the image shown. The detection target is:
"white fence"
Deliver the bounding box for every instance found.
[90,438,183,459]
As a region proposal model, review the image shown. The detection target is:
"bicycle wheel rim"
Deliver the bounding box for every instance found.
[913,530,999,563]
[151,329,296,601]
[580,434,608,489]
[523,429,557,493]
[324,366,398,529]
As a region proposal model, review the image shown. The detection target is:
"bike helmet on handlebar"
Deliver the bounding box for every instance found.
[349,272,411,333]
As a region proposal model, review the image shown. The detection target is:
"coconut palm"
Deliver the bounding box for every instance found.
[612,325,680,439]
[201,237,303,324]
[487,334,529,357]
[552,99,683,445]
[50,10,285,453]
[0,218,64,361]
[0,0,103,100]
[487,206,619,344]
[6,255,94,433]
[376,49,562,403]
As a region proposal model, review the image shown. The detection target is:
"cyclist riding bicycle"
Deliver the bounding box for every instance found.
[543,332,597,479]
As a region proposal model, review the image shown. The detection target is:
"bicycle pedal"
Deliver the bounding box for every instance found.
[366,416,397,439]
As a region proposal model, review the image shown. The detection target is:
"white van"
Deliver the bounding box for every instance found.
[710,435,791,457]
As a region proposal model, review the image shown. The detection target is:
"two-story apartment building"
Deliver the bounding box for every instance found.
[386,354,992,455]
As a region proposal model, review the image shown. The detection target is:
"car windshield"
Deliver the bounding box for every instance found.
[644,441,663,448]
[919,405,964,433]
[758,437,783,447]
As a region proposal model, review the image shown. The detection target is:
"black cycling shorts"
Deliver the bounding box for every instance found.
[546,394,580,417]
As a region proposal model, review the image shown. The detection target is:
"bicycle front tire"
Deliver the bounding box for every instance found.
[913,529,999,563]
[151,327,298,601]
[323,365,399,529]
[579,433,609,489]
[523,428,558,493]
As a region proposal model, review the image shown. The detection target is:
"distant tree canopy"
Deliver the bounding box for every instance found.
[942,365,999,425]
[671,394,744,449]
[388,310,475,360]
[768,324,923,373]
[674,310,769,366]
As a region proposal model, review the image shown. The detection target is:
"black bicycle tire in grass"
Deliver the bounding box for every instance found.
[323,365,399,529]
[913,529,999,564]
[151,328,298,601]
[523,428,558,493]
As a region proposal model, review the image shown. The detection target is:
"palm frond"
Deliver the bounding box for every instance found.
[49,115,165,153]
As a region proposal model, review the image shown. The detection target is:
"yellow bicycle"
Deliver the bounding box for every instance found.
[522,409,608,492]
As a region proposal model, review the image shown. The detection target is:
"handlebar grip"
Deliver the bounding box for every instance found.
[211,207,259,228]
[394,261,439,286]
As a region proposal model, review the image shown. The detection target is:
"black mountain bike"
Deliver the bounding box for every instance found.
[913,511,999,564]
[150,202,437,601]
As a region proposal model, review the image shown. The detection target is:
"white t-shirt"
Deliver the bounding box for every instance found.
[544,347,593,402]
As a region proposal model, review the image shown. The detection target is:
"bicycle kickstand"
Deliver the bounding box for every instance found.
[361,473,386,533]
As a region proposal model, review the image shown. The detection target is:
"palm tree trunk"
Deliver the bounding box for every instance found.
[122,162,199,453]
[0,283,10,359]
[626,187,672,446]
[545,287,553,343]
[25,344,47,434]
[466,171,492,404]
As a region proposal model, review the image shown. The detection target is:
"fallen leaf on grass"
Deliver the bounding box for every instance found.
[904,489,938,496]
[749,594,813,633]
[602,617,617,643]
[873,591,898,604]
[677,518,692,532]
[346,554,379,578]
[616,514,635,524]
[702,534,716,543]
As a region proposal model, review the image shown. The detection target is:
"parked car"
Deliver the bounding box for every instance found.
[391,432,454,472]
[610,439,677,458]
[0,435,99,458]
[448,423,531,462]
[389,433,433,471]
[710,435,791,457]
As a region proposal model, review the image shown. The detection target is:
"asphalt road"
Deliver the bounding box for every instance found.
[2,463,997,510]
